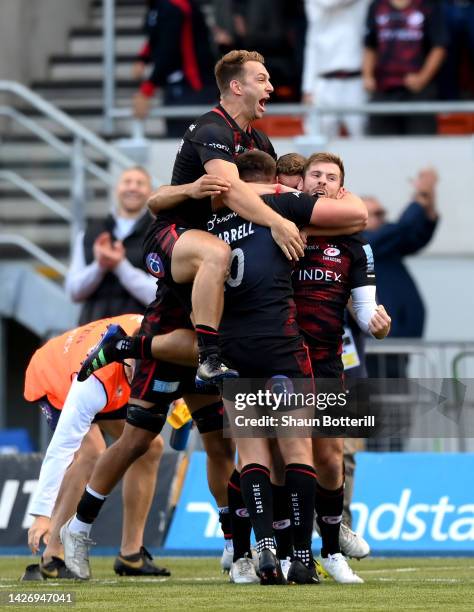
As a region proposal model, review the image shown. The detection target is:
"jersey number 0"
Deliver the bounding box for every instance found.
[226,248,245,288]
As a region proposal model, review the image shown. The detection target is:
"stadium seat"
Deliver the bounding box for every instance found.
[252,116,304,137]
[437,113,474,135]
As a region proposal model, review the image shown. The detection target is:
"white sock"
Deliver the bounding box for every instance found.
[86,484,107,501]
[68,515,92,537]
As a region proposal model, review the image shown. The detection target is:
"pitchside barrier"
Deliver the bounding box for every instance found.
[0,452,178,555]
[164,451,474,556]
[1,450,473,556]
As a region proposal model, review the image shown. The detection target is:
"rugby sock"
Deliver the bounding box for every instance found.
[68,515,93,537]
[115,335,153,360]
[272,484,293,560]
[195,324,219,361]
[218,506,233,545]
[75,485,107,526]
[315,481,344,557]
[285,464,317,567]
[228,469,252,561]
[240,463,275,552]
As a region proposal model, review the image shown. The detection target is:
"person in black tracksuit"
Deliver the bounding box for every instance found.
[133,0,217,135]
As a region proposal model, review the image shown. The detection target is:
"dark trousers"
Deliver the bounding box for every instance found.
[368,85,438,135]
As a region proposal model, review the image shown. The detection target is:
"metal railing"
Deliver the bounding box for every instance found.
[364,339,474,452]
[0,80,135,269]
[101,0,474,135]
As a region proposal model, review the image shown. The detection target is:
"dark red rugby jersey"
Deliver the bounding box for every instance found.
[156,104,276,230]
[364,0,447,91]
[293,234,376,360]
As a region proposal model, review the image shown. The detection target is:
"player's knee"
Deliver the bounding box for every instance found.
[126,404,167,436]
[147,434,164,461]
[204,240,231,272]
[192,401,224,436]
[316,454,343,483]
[205,437,234,464]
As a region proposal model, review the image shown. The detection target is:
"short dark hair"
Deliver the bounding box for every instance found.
[276,153,306,177]
[235,150,276,182]
[303,152,345,186]
[214,50,265,94]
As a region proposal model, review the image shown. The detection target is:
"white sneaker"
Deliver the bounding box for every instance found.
[229,555,260,584]
[280,557,292,581]
[59,517,95,580]
[315,520,370,559]
[220,541,234,573]
[250,548,259,573]
[339,523,370,559]
[319,553,364,584]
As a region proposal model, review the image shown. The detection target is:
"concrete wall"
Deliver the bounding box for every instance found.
[148,135,474,256]
[0,0,89,83]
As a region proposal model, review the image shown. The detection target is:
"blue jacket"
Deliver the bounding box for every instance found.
[363,202,438,338]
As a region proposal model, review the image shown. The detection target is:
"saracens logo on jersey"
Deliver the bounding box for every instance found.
[324,247,341,257]
[145,253,165,278]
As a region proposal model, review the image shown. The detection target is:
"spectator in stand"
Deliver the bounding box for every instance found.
[363,168,439,450]
[132,0,217,136]
[228,0,304,101]
[439,0,474,100]
[65,167,156,325]
[302,0,369,138]
[363,0,448,135]
[211,0,240,56]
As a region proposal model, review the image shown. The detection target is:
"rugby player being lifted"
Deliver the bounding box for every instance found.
[143,50,306,386]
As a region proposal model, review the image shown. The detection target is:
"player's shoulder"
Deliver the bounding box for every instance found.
[185,109,233,149]
[341,232,368,251]
[191,108,230,132]
[343,232,374,261]
[251,127,276,159]
[262,191,314,205]
[344,232,367,247]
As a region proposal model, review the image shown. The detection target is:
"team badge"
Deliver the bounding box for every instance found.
[145,253,165,278]
[324,247,340,257]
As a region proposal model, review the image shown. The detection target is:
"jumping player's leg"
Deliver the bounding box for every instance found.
[60,398,166,579]
[78,325,197,382]
[73,400,164,514]
[99,419,164,557]
[169,230,238,383]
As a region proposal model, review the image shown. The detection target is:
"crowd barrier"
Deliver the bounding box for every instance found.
[0,452,177,555]
[164,451,474,556]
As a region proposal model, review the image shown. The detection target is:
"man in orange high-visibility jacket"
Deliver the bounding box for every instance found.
[24,314,169,579]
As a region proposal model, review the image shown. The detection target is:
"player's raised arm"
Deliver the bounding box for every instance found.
[205,158,305,261]
[309,191,368,229]
[147,175,231,214]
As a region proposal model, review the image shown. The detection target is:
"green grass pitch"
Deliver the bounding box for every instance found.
[1,557,473,611]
